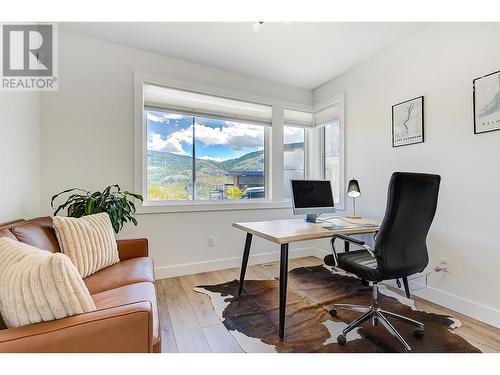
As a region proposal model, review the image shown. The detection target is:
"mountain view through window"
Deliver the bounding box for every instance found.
[146,110,265,201]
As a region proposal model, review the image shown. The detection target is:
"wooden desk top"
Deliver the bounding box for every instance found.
[233,217,380,244]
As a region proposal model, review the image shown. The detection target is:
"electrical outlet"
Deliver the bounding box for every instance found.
[208,236,215,247]
[439,257,450,273]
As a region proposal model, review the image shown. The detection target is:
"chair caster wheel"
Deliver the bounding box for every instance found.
[414,327,424,338]
[329,308,337,317]
[337,334,346,345]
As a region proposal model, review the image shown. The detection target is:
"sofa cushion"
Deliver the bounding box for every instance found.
[91,282,160,350]
[10,217,60,253]
[0,228,17,241]
[53,213,120,278]
[0,238,96,328]
[84,257,154,295]
[0,228,19,329]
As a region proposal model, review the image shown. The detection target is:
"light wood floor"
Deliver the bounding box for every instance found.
[155,256,500,353]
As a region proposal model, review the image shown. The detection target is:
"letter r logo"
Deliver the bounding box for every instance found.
[2,24,53,76]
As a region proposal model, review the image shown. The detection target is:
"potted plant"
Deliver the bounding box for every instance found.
[51,184,143,233]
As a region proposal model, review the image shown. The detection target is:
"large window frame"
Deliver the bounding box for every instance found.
[135,72,288,213]
[134,72,344,213]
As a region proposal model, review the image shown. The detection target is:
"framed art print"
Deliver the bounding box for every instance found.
[392,96,424,147]
[473,70,500,134]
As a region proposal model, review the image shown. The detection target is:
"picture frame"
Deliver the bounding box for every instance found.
[392,96,424,147]
[473,70,500,135]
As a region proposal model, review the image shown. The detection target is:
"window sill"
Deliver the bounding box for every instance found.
[136,200,292,214]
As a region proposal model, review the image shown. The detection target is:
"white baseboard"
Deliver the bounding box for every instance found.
[314,246,500,328]
[155,246,500,328]
[384,279,500,328]
[154,246,316,279]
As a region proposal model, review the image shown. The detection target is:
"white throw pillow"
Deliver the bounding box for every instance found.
[53,212,120,278]
[0,238,96,328]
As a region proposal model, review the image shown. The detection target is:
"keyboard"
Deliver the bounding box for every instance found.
[321,223,378,231]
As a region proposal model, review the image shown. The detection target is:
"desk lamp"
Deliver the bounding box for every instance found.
[347,179,361,219]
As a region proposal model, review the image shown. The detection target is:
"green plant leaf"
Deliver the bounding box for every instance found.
[51,188,89,208]
[50,185,142,233]
[124,191,144,201]
[85,198,95,215]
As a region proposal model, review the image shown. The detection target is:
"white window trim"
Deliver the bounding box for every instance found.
[282,124,308,201]
[317,92,346,211]
[134,72,314,213]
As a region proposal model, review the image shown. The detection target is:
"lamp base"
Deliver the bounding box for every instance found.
[346,215,362,219]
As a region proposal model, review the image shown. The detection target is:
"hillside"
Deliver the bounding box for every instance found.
[148,149,264,179]
[217,150,264,172]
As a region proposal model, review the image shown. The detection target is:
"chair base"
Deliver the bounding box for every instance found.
[329,283,424,351]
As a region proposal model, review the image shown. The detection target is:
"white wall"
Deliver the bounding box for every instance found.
[40,32,328,278]
[314,23,500,327]
[0,92,40,222]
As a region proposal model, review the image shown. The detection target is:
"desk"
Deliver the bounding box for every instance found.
[233,217,380,340]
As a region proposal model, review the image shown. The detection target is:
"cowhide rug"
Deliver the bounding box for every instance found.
[194,265,481,353]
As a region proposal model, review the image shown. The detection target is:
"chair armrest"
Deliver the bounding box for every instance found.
[116,238,149,260]
[330,234,376,266]
[333,233,365,246]
[0,301,153,353]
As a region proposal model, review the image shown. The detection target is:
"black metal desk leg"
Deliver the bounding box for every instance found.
[279,243,289,341]
[238,233,253,296]
[402,277,411,298]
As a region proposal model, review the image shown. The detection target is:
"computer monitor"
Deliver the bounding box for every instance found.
[290,180,336,223]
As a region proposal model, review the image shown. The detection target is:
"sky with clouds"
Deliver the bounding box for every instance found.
[147,110,269,161]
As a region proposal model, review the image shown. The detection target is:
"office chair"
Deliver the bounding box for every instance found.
[324,172,441,351]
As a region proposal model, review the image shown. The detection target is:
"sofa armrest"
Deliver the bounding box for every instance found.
[0,301,153,353]
[116,238,149,260]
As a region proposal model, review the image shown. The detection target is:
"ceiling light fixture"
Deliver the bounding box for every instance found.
[252,22,264,32]
[252,22,291,32]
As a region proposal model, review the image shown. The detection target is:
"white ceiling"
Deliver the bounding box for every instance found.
[61,22,424,89]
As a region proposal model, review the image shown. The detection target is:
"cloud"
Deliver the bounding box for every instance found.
[148,132,188,155]
[284,126,305,144]
[195,122,264,150]
[199,155,226,162]
[148,121,264,155]
[147,112,185,123]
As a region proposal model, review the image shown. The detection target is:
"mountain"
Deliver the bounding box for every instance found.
[147,149,264,182]
[217,150,264,172]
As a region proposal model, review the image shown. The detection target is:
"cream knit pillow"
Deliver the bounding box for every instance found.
[0,238,96,328]
[53,213,119,278]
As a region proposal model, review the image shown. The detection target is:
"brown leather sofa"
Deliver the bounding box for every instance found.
[0,217,161,353]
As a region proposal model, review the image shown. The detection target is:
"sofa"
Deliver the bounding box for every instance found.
[0,217,161,353]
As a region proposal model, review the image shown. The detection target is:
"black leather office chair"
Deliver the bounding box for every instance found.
[325,172,441,351]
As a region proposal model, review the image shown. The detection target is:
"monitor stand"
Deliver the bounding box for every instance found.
[305,214,319,223]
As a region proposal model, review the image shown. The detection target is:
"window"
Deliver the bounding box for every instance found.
[324,120,341,203]
[135,76,343,212]
[283,126,305,200]
[315,95,344,208]
[146,109,265,201]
